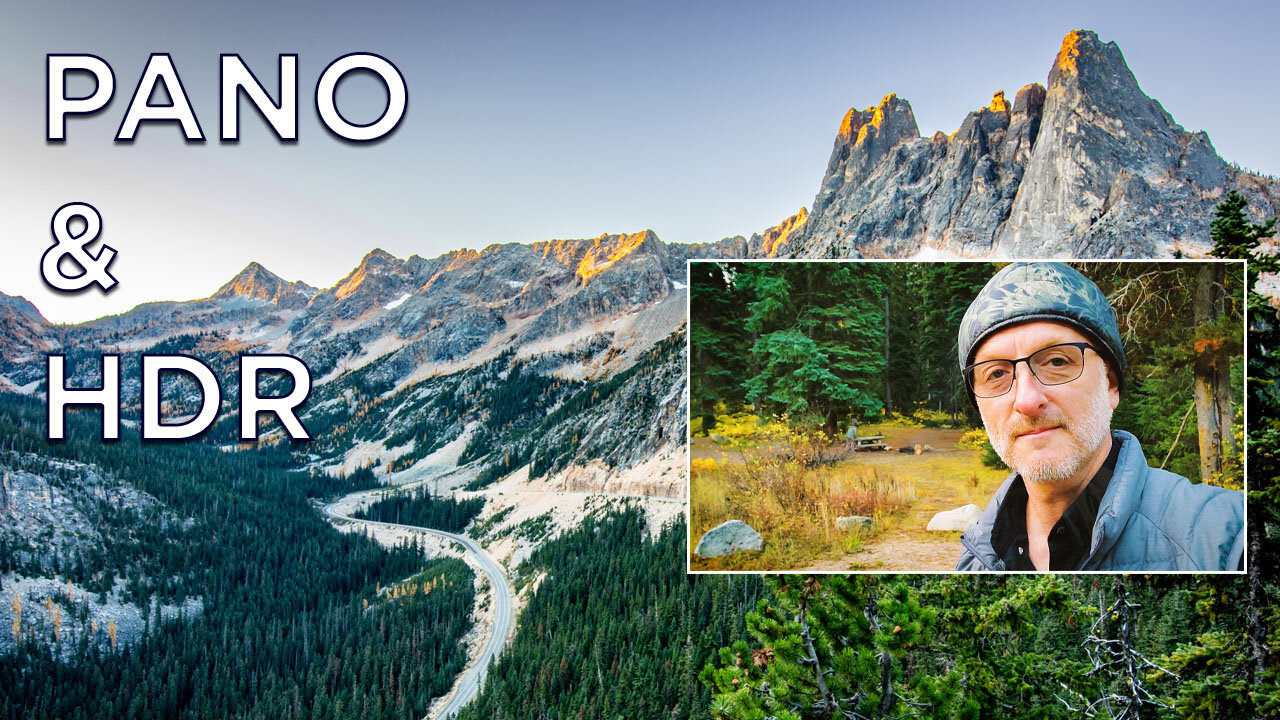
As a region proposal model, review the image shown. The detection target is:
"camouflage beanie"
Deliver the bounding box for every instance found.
[958,262,1126,395]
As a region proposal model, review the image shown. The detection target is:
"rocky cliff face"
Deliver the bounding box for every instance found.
[0,294,55,391]
[785,30,1280,259]
[0,229,726,489]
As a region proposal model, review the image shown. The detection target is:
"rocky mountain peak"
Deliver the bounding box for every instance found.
[355,248,401,273]
[442,248,483,273]
[334,249,407,301]
[815,94,920,215]
[1000,29,1244,257]
[836,94,918,147]
[212,261,306,304]
[212,262,317,311]
[0,292,47,325]
[1042,30,1148,127]
[1050,30,1123,91]
[1011,83,1046,115]
[364,247,397,262]
[532,231,664,284]
[574,231,663,283]
[0,292,54,382]
[751,207,809,257]
[784,29,1279,259]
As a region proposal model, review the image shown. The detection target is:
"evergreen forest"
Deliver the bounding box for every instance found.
[457,507,763,720]
[353,486,485,533]
[691,258,1245,484]
[0,394,475,720]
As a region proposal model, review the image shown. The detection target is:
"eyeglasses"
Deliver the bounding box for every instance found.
[964,342,1097,399]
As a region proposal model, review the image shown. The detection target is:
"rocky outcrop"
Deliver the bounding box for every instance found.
[545,333,686,476]
[1000,31,1233,257]
[748,208,809,257]
[213,262,316,308]
[0,293,55,390]
[791,86,1047,257]
[784,30,1280,259]
[814,94,921,217]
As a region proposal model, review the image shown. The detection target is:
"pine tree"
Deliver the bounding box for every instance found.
[1060,577,1176,719]
[739,264,886,435]
[703,575,1099,719]
[701,576,945,719]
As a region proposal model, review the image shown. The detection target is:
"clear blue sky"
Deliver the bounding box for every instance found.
[2,0,1277,322]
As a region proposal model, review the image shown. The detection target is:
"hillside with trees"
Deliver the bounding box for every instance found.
[0,395,475,720]
[458,508,762,720]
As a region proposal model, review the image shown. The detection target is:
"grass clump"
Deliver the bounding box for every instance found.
[690,445,914,571]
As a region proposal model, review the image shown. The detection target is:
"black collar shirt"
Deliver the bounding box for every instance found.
[990,440,1123,571]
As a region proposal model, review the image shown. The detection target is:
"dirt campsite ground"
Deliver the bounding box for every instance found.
[691,427,1009,571]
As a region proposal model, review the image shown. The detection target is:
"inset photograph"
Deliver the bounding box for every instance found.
[688,260,1246,573]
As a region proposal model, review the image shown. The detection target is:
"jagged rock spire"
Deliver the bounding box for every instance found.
[785,29,1279,259]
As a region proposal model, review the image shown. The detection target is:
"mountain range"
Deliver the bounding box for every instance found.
[3,29,1275,511]
[2,27,1277,716]
[784,30,1279,258]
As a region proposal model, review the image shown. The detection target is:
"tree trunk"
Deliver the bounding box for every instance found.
[695,342,715,436]
[1246,521,1268,684]
[878,650,895,718]
[1193,264,1234,481]
[883,293,893,418]
[1114,576,1143,720]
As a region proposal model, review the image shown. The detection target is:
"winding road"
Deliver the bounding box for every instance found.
[322,496,514,720]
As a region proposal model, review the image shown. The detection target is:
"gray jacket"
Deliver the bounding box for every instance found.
[957,430,1245,571]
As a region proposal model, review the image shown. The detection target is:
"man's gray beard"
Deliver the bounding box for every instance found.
[982,373,1114,485]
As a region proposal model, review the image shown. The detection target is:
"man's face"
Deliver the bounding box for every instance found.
[973,321,1119,485]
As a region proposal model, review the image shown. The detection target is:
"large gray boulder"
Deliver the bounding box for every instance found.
[694,520,764,557]
[836,515,873,531]
[927,504,982,532]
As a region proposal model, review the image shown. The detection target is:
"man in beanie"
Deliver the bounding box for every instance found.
[955,263,1244,571]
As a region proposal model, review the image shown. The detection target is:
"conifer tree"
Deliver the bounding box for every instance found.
[1154,192,1280,718]
[739,264,886,435]
[1060,577,1176,719]
[703,575,1099,719]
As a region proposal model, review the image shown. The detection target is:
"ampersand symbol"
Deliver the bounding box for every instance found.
[41,202,118,293]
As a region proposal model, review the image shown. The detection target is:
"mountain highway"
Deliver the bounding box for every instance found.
[322,496,514,719]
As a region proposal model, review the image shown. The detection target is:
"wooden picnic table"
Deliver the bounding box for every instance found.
[847,434,887,452]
